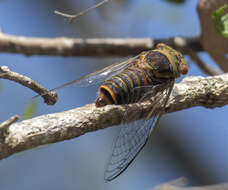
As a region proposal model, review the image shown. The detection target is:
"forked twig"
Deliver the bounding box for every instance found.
[55,0,112,23]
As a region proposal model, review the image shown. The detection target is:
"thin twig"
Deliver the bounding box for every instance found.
[0,66,57,105]
[0,32,202,57]
[1,73,228,160]
[188,51,221,76]
[55,0,112,23]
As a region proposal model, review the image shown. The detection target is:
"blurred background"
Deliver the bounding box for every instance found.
[0,0,228,190]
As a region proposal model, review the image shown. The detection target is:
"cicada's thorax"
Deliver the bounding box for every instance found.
[95,50,176,107]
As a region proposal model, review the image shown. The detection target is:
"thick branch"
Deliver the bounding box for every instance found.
[0,66,57,105]
[0,33,202,57]
[1,74,228,160]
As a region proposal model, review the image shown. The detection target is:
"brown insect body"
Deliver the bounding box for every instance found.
[95,51,175,107]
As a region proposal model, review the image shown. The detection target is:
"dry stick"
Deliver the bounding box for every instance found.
[1,74,228,161]
[55,0,112,23]
[188,51,221,76]
[0,33,202,57]
[0,66,57,105]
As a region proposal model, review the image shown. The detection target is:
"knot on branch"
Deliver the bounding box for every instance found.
[0,115,19,143]
[42,91,58,105]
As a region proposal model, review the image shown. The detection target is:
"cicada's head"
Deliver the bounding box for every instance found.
[156,43,188,78]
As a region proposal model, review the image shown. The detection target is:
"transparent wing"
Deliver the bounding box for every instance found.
[104,119,156,181]
[50,55,140,92]
[104,82,174,181]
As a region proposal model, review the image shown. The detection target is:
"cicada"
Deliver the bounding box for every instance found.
[48,43,188,181]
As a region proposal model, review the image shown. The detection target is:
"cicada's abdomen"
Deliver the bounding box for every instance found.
[95,50,175,107]
[95,67,151,107]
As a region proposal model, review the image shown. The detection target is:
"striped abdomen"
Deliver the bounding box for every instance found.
[95,51,175,107]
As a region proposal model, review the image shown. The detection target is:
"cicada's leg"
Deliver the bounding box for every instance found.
[121,83,169,124]
[146,80,174,137]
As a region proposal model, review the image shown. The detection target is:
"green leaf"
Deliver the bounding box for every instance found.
[23,99,38,119]
[212,4,228,38]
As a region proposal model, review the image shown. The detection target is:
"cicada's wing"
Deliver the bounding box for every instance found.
[104,82,174,182]
[104,119,155,182]
[32,55,141,99]
[50,55,140,91]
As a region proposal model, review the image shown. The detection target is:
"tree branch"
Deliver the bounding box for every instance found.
[0,73,228,160]
[188,51,221,76]
[152,177,228,190]
[0,66,57,105]
[0,33,202,57]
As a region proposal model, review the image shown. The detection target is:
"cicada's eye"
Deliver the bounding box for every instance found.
[179,63,188,74]
[177,55,188,75]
